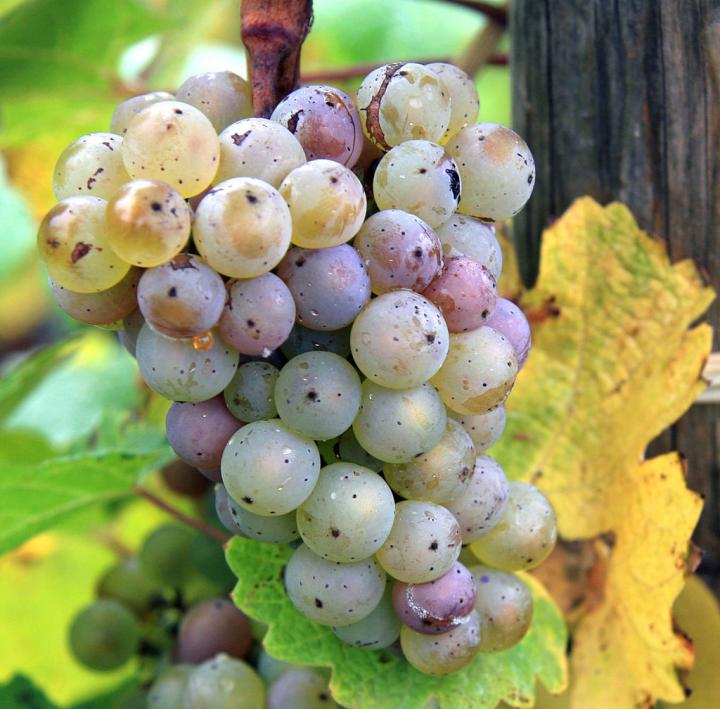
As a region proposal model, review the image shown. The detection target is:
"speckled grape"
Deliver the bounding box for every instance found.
[110,91,175,135]
[436,214,503,282]
[148,665,192,709]
[332,584,401,650]
[214,484,245,536]
[267,670,338,709]
[426,63,480,142]
[229,503,299,544]
[176,71,253,132]
[224,361,279,422]
[183,654,265,709]
[449,405,507,454]
[486,297,532,368]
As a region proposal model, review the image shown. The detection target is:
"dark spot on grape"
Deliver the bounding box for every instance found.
[315,597,323,608]
[446,168,461,200]
[413,247,424,258]
[246,319,256,328]
[330,528,340,538]
[242,496,253,504]
[330,176,338,184]
[151,201,162,212]
[295,257,306,267]
[425,333,435,344]
[174,108,183,114]
[46,238,60,249]
[418,167,427,174]
[528,173,534,184]
[306,390,319,401]
[70,241,92,263]
[168,287,177,298]
[287,109,304,133]
[246,193,258,204]
[429,540,439,551]
[231,130,251,146]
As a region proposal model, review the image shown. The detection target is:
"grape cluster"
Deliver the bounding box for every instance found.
[40,63,556,681]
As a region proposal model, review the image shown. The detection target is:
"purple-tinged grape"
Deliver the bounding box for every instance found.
[229,503,299,544]
[400,610,480,675]
[354,209,443,294]
[110,91,175,135]
[445,455,509,544]
[166,396,243,476]
[184,654,265,709]
[177,598,252,664]
[271,85,363,167]
[148,664,192,709]
[425,63,480,142]
[471,481,557,571]
[217,273,295,356]
[449,405,506,454]
[333,584,401,650]
[470,566,533,652]
[436,214,502,281]
[96,558,161,615]
[118,308,145,357]
[224,361,279,422]
[393,561,476,634]
[267,669,338,709]
[284,543,386,626]
[161,459,211,498]
[376,500,461,583]
[139,524,196,587]
[138,254,225,338]
[50,268,140,325]
[214,484,245,535]
[447,123,535,221]
[277,245,370,331]
[280,324,352,360]
[175,71,253,132]
[485,297,532,368]
[337,428,383,473]
[350,290,449,389]
[217,117,306,186]
[422,256,497,333]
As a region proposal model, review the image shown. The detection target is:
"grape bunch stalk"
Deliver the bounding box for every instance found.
[38,51,557,702]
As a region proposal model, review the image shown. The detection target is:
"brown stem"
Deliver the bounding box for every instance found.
[133,486,230,545]
[456,14,507,76]
[439,0,507,26]
[241,0,314,117]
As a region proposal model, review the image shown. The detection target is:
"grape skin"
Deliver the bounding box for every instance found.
[296,462,395,562]
[110,91,175,135]
[183,653,265,709]
[426,63,480,142]
[333,584,401,650]
[229,503,300,544]
[281,324,352,360]
[267,669,338,709]
[148,665,193,709]
[449,405,507,454]
[224,361,280,422]
[214,483,245,536]
[485,297,532,368]
[337,428,383,473]
[117,308,145,357]
[436,214,503,282]
[176,71,253,132]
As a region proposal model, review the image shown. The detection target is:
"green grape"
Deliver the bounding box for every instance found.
[110,91,175,135]
[435,214,502,282]
[281,324,352,360]
[352,380,446,464]
[224,361,280,422]
[105,179,191,267]
[96,558,160,615]
[37,196,130,293]
[217,117,306,186]
[189,534,235,591]
[400,610,480,675]
[333,584,401,650]
[431,327,518,415]
[356,63,451,148]
[122,100,219,198]
[337,428,383,472]
[176,71,253,132]
[194,177,292,279]
[285,543,386,626]
[53,133,130,200]
[426,63,480,142]
[297,462,395,562]
[221,419,320,516]
[139,524,196,587]
[68,599,139,671]
[183,654,265,709]
[383,418,475,503]
[469,565,533,651]
[135,324,239,403]
[229,503,300,544]
[256,649,304,684]
[449,405,506,453]
[147,665,193,709]
[279,159,366,248]
[376,500,461,583]
[274,352,362,441]
[268,669,338,709]
[373,140,460,228]
[471,482,557,571]
[350,290,449,389]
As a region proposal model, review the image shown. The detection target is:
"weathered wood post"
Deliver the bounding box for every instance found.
[511,0,720,574]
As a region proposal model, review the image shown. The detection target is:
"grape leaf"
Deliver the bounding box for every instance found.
[228,537,567,709]
[491,197,713,707]
[0,675,56,709]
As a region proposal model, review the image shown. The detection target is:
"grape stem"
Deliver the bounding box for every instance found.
[438,0,508,27]
[133,485,230,545]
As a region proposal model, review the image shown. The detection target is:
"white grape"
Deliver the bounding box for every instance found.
[449,405,507,453]
[435,214,503,282]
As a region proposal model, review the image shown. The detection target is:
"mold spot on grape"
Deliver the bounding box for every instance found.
[315,597,323,608]
[330,528,341,538]
[287,110,304,134]
[168,287,177,298]
[231,130,251,146]
[70,241,92,263]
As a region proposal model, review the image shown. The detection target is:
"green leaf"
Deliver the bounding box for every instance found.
[0,446,172,555]
[228,537,567,709]
[0,675,56,709]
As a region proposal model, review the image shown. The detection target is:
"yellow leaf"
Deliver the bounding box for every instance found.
[496,225,523,300]
[492,197,714,708]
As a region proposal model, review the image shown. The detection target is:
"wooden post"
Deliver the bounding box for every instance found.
[511,1,720,576]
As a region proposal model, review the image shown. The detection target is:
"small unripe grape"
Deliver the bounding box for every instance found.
[449,405,507,454]
[279,160,366,248]
[373,140,460,228]
[436,214,503,282]
[445,456,509,543]
[447,123,535,221]
[38,196,130,293]
[400,610,481,675]
[176,71,253,132]
[268,669,338,709]
[376,500,461,583]
[393,562,476,634]
[68,599,139,671]
[139,524,196,587]
[333,584,401,650]
[217,117,306,186]
[383,418,475,504]
[221,419,320,516]
[122,100,219,198]
[229,503,300,544]
[281,324,352,360]
[284,543,386,626]
[297,462,395,562]
[486,297,532,368]
[110,91,175,135]
[470,566,533,651]
[194,177,292,279]
[471,482,557,571]
[105,179,191,267]
[350,290,449,389]
[357,63,451,148]
[53,133,130,201]
[271,85,363,167]
[354,210,443,294]
[224,361,280,422]
[352,380,447,464]
[148,665,193,709]
[431,327,517,415]
[426,63,480,141]
[183,654,265,709]
[96,558,161,615]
